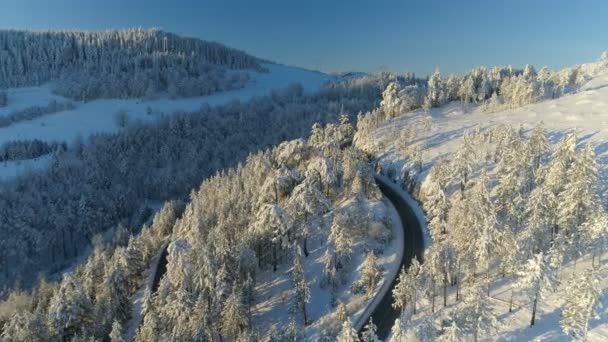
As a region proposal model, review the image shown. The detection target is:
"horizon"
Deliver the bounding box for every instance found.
[1,1,607,76]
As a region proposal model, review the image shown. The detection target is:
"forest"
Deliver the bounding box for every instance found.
[0,29,261,100]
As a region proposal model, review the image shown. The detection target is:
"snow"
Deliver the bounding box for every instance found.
[375,67,608,341]
[0,155,51,182]
[251,196,403,340]
[374,69,608,199]
[0,63,332,181]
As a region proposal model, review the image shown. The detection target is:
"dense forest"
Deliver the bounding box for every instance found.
[0,73,396,292]
[0,112,394,341]
[0,29,262,100]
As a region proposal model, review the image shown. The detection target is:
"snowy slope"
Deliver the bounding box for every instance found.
[374,69,608,198]
[252,197,403,340]
[374,68,608,341]
[0,63,333,180]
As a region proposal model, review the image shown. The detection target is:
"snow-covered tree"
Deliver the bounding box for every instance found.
[456,284,500,341]
[451,133,476,196]
[221,288,248,340]
[109,320,124,342]
[46,275,93,339]
[361,318,379,342]
[360,251,382,297]
[337,318,359,342]
[292,247,311,325]
[600,51,608,68]
[561,268,603,340]
[390,318,407,342]
[427,241,457,307]
[287,178,330,256]
[336,302,348,323]
[425,69,447,108]
[437,321,463,342]
[329,211,354,271]
[250,204,290,271]
[514,252,559,326]
[392,257,420,314]
[1,311,49,342]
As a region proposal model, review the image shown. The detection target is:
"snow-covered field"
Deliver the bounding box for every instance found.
[374,68,608,341]
[252,196,403,340]
[0,63,332,180]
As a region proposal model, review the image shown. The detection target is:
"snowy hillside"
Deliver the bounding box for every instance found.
[362,61,608,341]
[373,66,608,198]
[0,63,332,181]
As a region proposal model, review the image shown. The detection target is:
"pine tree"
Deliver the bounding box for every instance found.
[361,318,379,342]
[46,274,93,339]
[561,268,602,341]
[360,251,382,297]
[457,284,499,341]
[425,69,447,108]
[337,318,359,342]
[1,311,49,342]
[514,252,559,326]
[109,320,124,342]
[415,316,438,342]
[287,178,330,256]
[292,247,311,325]
[221,287,248,340]
[329,211,354,272]
[250,204,290,271]
[135,310,159,342]
[390,318,407,342]
[437,321,462,342]
[522,184,556,255]
[451,133,476,197]
[336,302,348,323]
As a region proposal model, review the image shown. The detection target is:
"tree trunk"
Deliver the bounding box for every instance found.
[303,303,308,326]
[530,293,538,326]
[303,236,309,257]
[272,243,277,272]
[443,271,448,307]
[431,282,436,313]
[509,287,514,313]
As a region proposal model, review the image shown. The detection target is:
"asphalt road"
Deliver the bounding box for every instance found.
[358,176,425,340]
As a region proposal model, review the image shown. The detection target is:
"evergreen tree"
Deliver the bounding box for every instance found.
[514,252,559,326]
[361,318,379,342]
[561,268,602,341]
[1,311,49,342]
[390,318,407,342]
[360,251,382,297]
[337,318,359,342]
[292,247,311,325]
[437,322,462,342]
[47,275,93,340]
[109,320,124,342]
[221,287,248,340]
[336,302,348,323]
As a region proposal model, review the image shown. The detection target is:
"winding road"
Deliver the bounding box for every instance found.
[358,175,425,340]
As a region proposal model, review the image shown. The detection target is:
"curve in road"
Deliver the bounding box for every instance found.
[358,175,425,340]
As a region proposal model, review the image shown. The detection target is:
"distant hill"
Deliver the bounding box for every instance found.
[0,29,264,100]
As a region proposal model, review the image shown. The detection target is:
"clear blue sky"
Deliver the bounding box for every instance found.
[1,0,607,76]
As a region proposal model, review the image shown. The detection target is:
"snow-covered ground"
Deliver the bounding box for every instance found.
[375,69,608,198]
[374,68,608,341]
[0,155,52,182]
[0,63,332,181]
[252,196,403,340]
